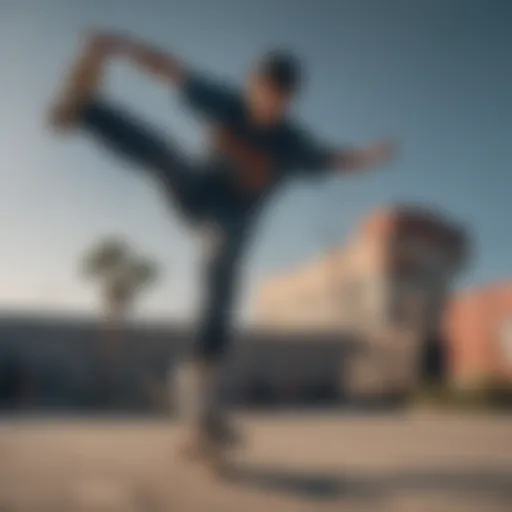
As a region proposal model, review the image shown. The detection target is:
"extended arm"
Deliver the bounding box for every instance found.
[86,31,188,85]
[84,30,236,122]
[49,30,232,133]
[291,127,396,178]
[330,139,397,174]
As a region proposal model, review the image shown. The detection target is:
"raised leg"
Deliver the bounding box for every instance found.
[48,38,204,220]
[78,99,203,220]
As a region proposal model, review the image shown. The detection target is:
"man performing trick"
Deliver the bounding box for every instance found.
[48,31,396,464]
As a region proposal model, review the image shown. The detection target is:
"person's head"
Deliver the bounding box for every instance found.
[246,50,302,124]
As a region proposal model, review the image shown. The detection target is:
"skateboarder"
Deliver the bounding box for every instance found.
[48,30,396,459]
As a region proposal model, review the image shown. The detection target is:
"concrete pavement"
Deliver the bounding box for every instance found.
[0,412,511,511]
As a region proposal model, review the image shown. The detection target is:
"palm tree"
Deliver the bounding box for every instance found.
[83,236,159,327]
[81,236,160,406]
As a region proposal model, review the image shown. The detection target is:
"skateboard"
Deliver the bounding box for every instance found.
[178,431,234,477]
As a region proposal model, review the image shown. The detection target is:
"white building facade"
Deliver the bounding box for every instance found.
[252,205,468,399]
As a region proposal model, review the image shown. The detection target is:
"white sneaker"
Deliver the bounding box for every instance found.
[171,360,243,453]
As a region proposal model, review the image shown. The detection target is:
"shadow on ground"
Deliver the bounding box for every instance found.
[223,465,512,504]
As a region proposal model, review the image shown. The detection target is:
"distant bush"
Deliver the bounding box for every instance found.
[415,379,512,411]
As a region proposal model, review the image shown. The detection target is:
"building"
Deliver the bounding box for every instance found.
[444,282,512,386]
[0,312,351,411]
[0,205,472,410]
[253,204,468,398]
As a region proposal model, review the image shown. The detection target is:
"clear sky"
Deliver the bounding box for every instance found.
[0,0,510,321]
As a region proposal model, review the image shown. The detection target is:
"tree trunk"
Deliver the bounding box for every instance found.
[95,301,126,409]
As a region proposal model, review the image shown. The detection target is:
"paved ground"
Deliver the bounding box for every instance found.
[0,412,511,511]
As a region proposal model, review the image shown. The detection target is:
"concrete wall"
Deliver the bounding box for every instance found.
[0,314,352,411]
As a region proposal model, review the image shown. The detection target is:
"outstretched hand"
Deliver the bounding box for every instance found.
[83,30,127,56]
[364,138,397,167]
[336,138,398,173]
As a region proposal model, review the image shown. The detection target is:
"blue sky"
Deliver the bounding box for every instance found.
[0,0,510,320]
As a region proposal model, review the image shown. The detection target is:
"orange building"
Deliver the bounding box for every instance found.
[444,283,512,386]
